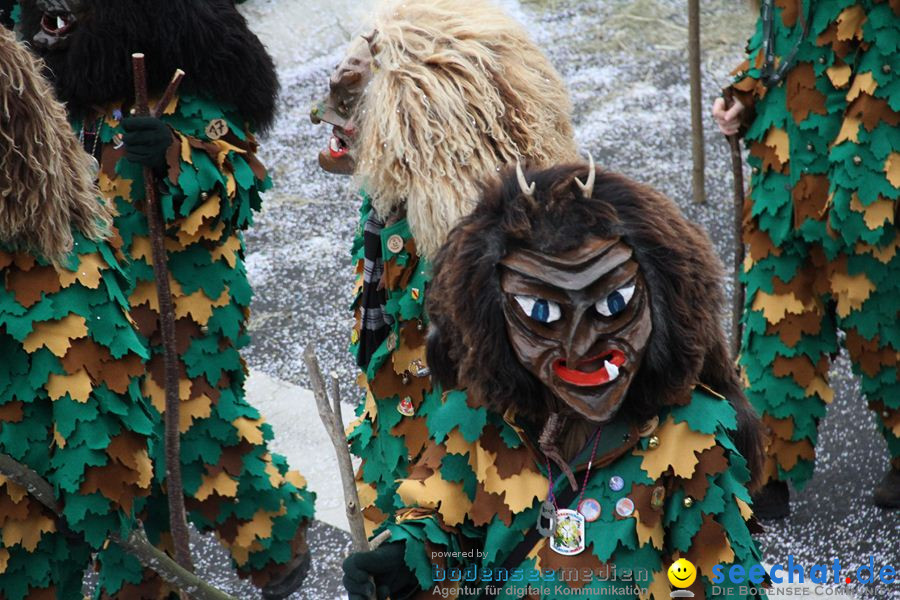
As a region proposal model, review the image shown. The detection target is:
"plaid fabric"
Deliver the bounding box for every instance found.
[357,211,393,369]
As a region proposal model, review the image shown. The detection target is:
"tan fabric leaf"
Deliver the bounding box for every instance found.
[210,234,241,268]
[233,417,265,445]
[836,5,867,42]
[850,194,894,230]
[834,115,862,145]
[2,509,55,552]
[23,314,88,357]
[855,238,898,264]
[634,418,717,479]
[195,469,239,502]
[751,290,809,324]
[847,71,877,102]
[830,270,875,317]
[826,63,852,88]
[397,471,471,526]
[233,506,286,550]
[58,253,105,289]
[174,287,230,325]
[46,369,92,403]
[884,152,900,188]
[765,127,790,165]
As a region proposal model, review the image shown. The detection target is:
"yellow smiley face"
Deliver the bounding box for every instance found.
[667,558,697,588]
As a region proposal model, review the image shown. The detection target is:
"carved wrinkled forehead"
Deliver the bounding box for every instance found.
[499,238,634,291]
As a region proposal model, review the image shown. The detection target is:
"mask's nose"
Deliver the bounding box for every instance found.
[563,305,593,368]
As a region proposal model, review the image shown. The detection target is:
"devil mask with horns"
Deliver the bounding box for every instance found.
[427,160,763,469]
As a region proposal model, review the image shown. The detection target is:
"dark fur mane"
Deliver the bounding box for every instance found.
[427,164,763,487]
[18,0,278,131]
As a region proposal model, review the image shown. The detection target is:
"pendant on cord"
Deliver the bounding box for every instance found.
[549,508,586,556]
[536,499,557,539]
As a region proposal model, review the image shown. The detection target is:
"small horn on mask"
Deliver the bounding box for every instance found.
[574,153,596,199]
[516,160,536,199]
[361,29,380,57]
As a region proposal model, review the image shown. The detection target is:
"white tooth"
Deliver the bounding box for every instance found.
[57,16,65,30]
[330,136,339,152]
[604,360,619,381]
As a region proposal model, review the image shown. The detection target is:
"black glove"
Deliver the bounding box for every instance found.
[342,542,420,600]
[122,116,174,171]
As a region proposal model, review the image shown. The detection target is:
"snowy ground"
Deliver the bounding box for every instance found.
[182,0,900,598]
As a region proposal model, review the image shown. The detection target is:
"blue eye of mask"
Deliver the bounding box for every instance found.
[514,295,561,323]
[595,285,635,317]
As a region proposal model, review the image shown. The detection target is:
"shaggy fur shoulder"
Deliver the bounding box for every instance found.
[353,0,577,259]
[18,0,279,131]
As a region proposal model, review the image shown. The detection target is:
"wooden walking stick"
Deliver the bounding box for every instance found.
[688,0,705,204]
[303,344,391,600]
[723,90,745,359]
[131,53,193,576]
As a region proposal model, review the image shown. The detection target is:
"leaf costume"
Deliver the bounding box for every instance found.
[348,194,441,532]
[385,387,763,600]
[16,0,316,593]
[82,95,315,597]
[729,0,900,488]
[0,28,154,600]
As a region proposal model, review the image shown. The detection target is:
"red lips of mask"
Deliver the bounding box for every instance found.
[552,349,626,387]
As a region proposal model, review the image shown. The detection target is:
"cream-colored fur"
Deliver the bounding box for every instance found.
[353,0,577,259]
[0,28,107,265]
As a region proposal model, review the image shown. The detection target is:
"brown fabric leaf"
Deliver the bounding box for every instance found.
[680,445,729,502]
[762,414,795,442]
[749,140,787,173]
[537,542,607,588]
[217,440,254,477]
[407,443,447,481]
[773,354,817,387]
[479,424,534,479]
[391,416,432,461]
[0,401,24,423]
[770,437,815,470]
[844,329,896,378]
[5,265,61,308]
[12,253,35,272]
[686,515,734,594]
[776,0,799,27]
[792,174,830,227]
[469,483,513,526]
[746,228,781,263]
[369,356,430,402]
[80,462,142,514]
[848,93,900,132]
[631,483,662,527]
[786,62,827,122]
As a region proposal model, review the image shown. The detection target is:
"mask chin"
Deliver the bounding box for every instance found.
[32,0,80,50]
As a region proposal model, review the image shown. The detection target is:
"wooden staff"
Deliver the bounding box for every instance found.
[303,345,391,600]
[0,453,237,600]
[688,0,705,204]
[131,53,193,575]
[723,90,745,359]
